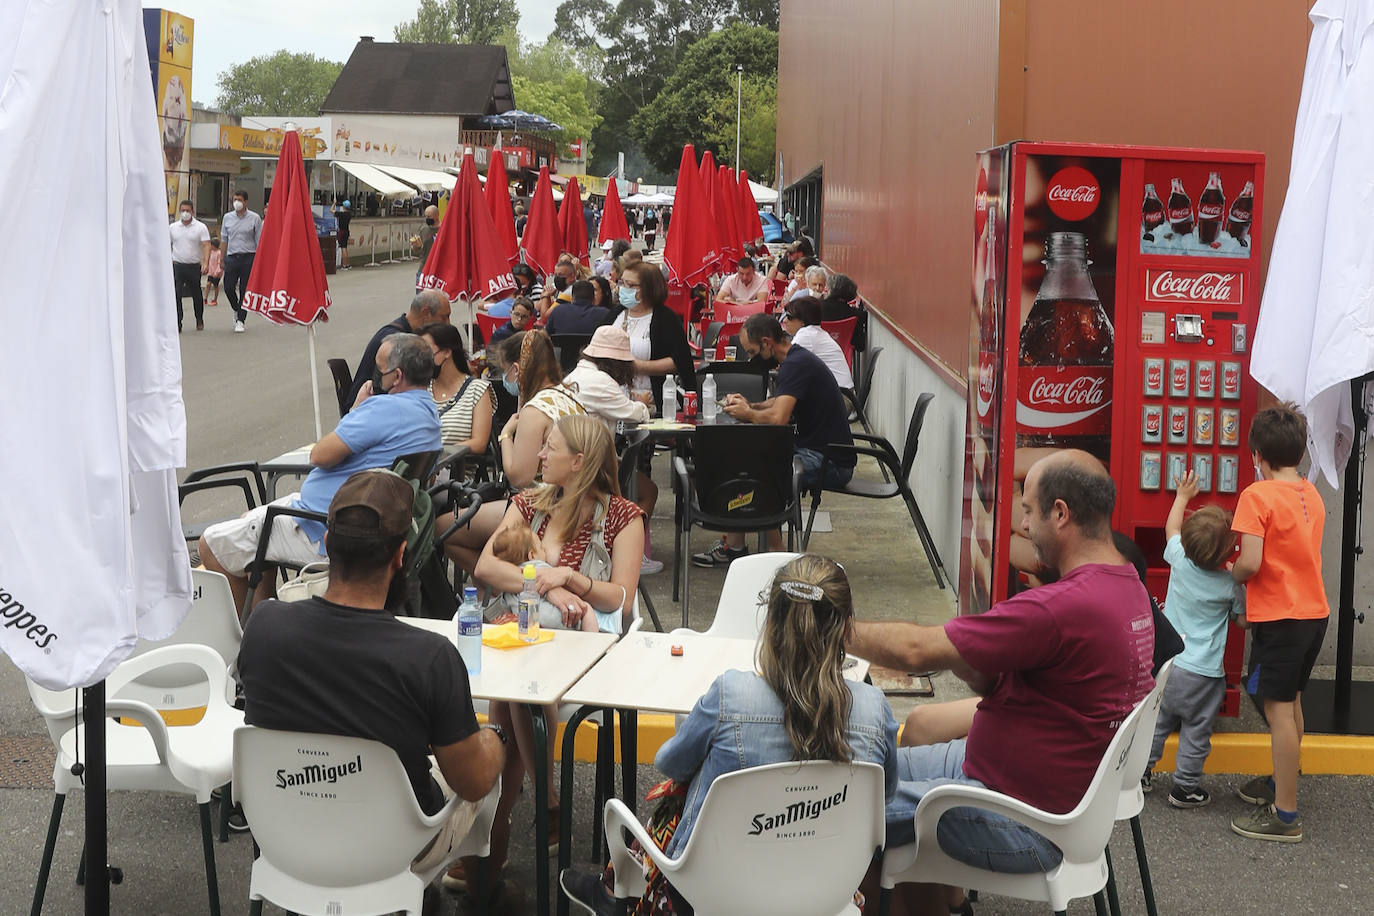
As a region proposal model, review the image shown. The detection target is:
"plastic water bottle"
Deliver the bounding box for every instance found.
[518,563,541,643]
[662,374,678,421]
[702,374,718,421]
[456,586,482,675]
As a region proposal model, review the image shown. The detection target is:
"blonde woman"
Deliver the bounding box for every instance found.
[560,555,899,915]
[452,416,645,894]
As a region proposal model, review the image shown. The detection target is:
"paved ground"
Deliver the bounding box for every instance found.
[4,261,1373,914]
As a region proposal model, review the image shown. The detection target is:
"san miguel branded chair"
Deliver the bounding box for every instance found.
[233,727,501,916]
[671,424,802,627]
[876,670,1168,916]
[603,760,885,916]
[29,645,242,916]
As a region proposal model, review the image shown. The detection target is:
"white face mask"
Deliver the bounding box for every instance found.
[180,211,192,223]
[233,200,245,213]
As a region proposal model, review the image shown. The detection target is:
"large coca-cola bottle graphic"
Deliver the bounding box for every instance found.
[1017,232,1114,458]
[1166,178,1194,238]
[1196,172,1225,245]
[974,210,1001,506]
[1227,180,1254,246]
[1141,183,1165,241]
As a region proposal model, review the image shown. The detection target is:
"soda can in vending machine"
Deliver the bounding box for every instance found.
[1194,407,1214,446]
[1221,361,1242,400]
[1140,452,1162,490]
[1195,360,1216,399]
[1142,405,1163,443]
[1169,359,1190,397]
[1166,453,1188,491]
[1219,408,1240,447]
[1168,406,1189,445]
[1218,454,1239,493]
[1143,358,1165,397]
[1193,453,1213,492]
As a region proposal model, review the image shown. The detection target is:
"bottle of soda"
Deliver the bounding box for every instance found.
[1141,183,1165,242]
[518,563,541,643]
[1166,178,1194,238]
[974,209,1001,505]
[1016,231,1114,459]
[1227,180,1254,246]
[1196,172,1225,245]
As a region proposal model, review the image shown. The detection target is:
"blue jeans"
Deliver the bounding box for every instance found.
[885,739,1063,874]
[796,447,853,493]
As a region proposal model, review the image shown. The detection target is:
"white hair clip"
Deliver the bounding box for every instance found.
[779,580,824,602]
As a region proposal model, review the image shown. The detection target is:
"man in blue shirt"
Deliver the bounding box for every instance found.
[694,313,855,567]
[221,189,263,333]
[545,280,612,335]
[199,333,442,613]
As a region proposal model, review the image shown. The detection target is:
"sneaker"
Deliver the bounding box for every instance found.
[560,868,616,916]
[1231,805,1302,843]
[233,320,245,333]
[640,554,664,575]
[1168,784,1210,808]
[1237,774,1276,806]
[1140,769,1154,794]
[226,802,249,833]
[196,319,204,331]
[691,540,748,568]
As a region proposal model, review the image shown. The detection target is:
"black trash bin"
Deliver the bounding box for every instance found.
[319,235,337,275]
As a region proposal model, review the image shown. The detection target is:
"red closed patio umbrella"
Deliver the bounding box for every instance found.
[739,169,765,244]
[419,149,517,350]
[485,149,520,266]
[242,128,333,437]
[559,175,589,263]
[522,166,563,277]
[599,177,631,244]
[664,144,720,290]
[716,166,744,265]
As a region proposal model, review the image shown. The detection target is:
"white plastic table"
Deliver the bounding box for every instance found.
[403,617,616,915]
[553,630,869,916]
[257,445,313,500]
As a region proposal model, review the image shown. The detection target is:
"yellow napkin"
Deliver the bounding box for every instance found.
[482,621,554,649]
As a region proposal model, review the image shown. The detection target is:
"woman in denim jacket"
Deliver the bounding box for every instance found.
[561,554,899,914]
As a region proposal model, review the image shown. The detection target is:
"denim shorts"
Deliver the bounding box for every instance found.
[796,447,854,492]
[885,739,1064,874]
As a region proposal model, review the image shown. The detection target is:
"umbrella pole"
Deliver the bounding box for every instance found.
[1335,376,1369,716]
[84,682,109,914]
[309,324,323,441]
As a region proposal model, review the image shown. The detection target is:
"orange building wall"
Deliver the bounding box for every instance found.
[778,0,1312,384]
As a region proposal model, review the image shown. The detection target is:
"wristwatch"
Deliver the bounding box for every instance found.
[482,722,508,745]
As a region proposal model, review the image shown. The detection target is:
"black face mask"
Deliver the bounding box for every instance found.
[372,368,390,395]
[425,218,435,226]
[553,275,570,291]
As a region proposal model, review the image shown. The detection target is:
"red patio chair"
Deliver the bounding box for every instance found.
[821,316,858,369]
[721,300,768,323]
[474,311,504,349]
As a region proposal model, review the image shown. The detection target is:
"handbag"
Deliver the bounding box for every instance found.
[276,561,330,602]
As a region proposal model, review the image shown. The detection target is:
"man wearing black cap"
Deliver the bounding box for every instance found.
[237,469,511,907]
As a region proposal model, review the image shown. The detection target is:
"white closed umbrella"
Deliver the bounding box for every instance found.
[1252,0,1374,487]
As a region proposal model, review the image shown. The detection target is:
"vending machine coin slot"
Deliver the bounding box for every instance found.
[1232,322,1247,353]
[1173,313,1204,342]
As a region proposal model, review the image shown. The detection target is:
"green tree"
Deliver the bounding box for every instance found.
[630,23,777,176]
[215,51,341,116]
[393,0,520,44]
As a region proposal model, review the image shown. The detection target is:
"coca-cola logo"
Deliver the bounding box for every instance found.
[1147,364,1162,387]
[1167,206,1192,223]
[976,352,997,415]
[1198,203,1224,220]
[1223,367,1241,391]
[1171,412,1186,434]
[1228,204,1251,223]
[1026,374,1107,408]
[974,167,989,238]
[1045,166,1100,221]
[1017,367,1112,436]
[1145,269,1244,305]
[1172,365,1188,388]
[1145,413,1161,433]
[1198,366,1214,388]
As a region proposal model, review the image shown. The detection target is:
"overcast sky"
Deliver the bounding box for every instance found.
[148,0,562,106]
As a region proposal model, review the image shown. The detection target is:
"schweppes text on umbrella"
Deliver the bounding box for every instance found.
[0,586,58,649]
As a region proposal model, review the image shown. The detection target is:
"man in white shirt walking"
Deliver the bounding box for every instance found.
[168,198,209,333]
[221,189,262,333]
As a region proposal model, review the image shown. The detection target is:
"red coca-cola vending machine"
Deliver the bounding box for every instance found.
[961,142,1263,716]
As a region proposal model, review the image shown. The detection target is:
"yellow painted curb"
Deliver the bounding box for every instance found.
[1153,733,1374,776]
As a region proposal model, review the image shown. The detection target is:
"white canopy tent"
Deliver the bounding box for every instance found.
[334,160,414,196]
[375,163,455,192]
[746,179,778,204]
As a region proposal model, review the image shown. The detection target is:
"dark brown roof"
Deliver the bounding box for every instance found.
[320,41,514,116]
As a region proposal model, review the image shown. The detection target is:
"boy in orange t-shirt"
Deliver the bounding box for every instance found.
[1229,404,1329,843]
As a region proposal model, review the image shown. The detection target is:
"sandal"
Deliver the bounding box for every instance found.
[441,857,508,892]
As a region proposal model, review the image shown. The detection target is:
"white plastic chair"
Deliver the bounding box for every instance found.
[121,568,244,711]
[29,644,243,916]
[877,681,1163,916]
[670,551,800,640]
[605,760,885,916]
[1105,660,1174,916]
[233,726,501,916]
